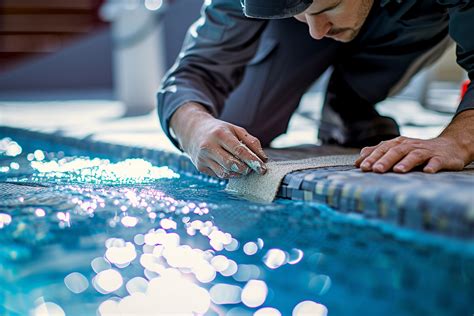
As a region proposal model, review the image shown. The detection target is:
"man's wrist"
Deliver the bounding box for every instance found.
[169,102,214,147]
[440,109,474,162]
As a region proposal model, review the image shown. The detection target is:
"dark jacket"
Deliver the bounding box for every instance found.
[157,0,474,147]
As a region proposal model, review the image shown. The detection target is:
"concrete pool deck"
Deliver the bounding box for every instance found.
[1,92,473,237]
[0,90,455,151]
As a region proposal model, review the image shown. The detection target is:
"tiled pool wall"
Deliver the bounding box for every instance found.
[1,126,473,239]
[278,167,474,238]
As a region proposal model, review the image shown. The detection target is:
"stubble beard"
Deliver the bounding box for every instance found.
[330,0,374,42]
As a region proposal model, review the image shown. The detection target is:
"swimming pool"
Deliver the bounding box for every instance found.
[1,132,473,316]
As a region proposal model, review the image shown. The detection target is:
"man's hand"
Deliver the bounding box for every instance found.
[170,102,268,179]
[355,110,474,173]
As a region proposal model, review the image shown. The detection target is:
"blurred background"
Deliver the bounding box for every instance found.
[0,0,469,143]
[0,0,203,114]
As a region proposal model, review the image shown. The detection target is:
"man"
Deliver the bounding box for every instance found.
[157,0,474,179]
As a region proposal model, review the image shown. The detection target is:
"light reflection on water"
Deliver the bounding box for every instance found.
[0,139,474,316]
[30,156,179,184]
[0,138,22,157]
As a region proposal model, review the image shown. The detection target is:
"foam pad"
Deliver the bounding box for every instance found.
[226,155,358,202]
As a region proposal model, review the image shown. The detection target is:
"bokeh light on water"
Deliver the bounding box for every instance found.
[0,212,12,229]
[64,272,89,294]
[0,138,22,157]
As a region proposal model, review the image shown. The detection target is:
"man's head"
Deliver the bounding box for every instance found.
[242,0,374,42]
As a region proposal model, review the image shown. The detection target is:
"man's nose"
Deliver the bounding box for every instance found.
[307,15,332,40]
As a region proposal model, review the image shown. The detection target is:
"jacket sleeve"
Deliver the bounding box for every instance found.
[157,0,267,148]
[446,0,474,115]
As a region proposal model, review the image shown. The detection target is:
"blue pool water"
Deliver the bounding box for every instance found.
[0,137,473,316]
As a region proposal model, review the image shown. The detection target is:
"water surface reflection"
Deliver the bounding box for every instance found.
[0,141,473,316]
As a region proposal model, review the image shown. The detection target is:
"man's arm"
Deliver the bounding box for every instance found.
[356,0,474,173]
[157,0,269,178]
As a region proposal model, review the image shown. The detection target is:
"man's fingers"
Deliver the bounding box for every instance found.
[206,160,233,179]
[353,135,468,174]
[234,127,268,162]
[210,147,250,175]
[391,150,429,173]
[200,165,241,179]
[232,143,267,175]
[423,156,464,173]
[422,157,444,174]
[220,133,267,175]
[208,160,244,179]
[198,123,267,176]
[355,146,376,167]
[359,141,393,171]
[372,146,410,173]
[199,166,219,178]
[196,153,228,178]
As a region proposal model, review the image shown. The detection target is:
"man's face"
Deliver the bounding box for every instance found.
[294,0,374,42]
